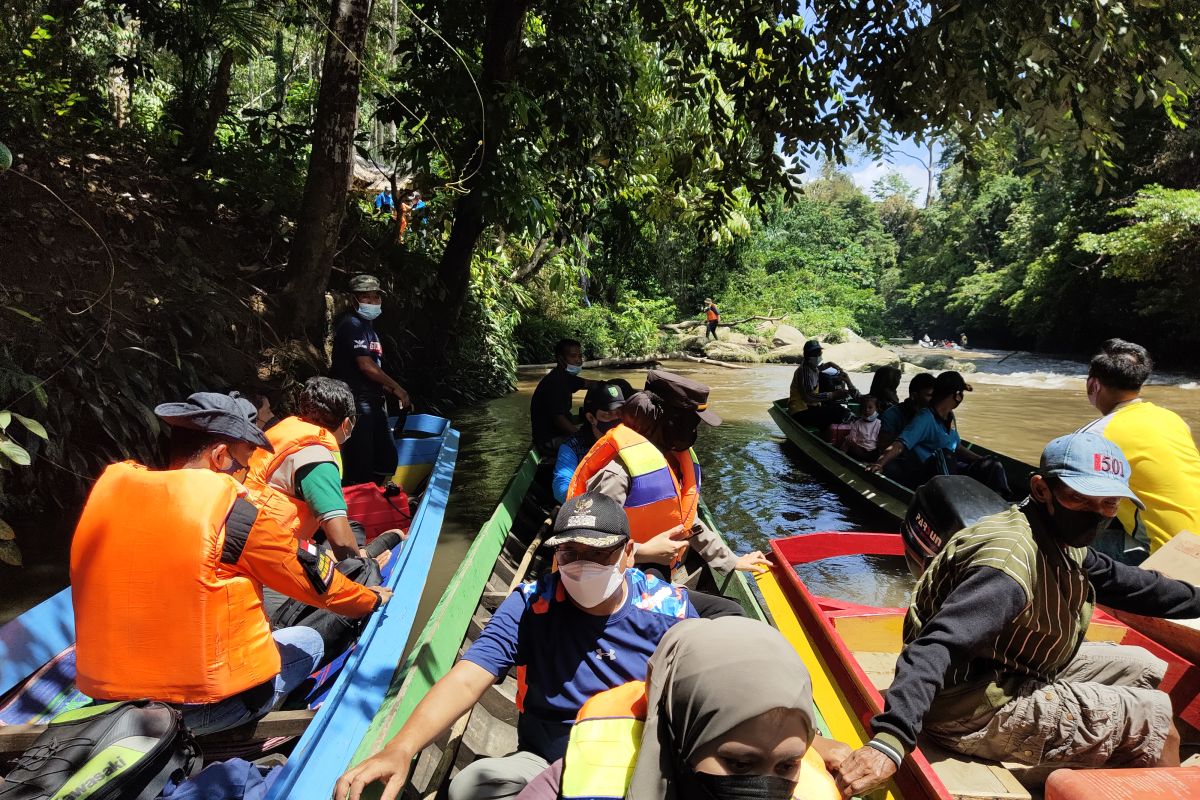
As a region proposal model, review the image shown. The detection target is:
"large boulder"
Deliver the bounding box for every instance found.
[718,330,753,346]
[909,353,956,370]
[703,341,761,363]
[900,360,928,374]
[771,324,806,348]
[823,338,902,373]
[676,334,708,353]
[764,344,808,364]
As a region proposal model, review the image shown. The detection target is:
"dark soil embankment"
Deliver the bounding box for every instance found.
[0,137,327,592]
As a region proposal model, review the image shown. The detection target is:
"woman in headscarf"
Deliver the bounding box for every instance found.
[868,366,902,411]
[517,617,847,800]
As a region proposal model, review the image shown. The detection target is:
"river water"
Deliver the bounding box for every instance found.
[8,349,1200,626]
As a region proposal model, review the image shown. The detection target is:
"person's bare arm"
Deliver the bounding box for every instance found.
[355,355,411,407]
[322,516,364,562]
[335,661,496,800]
[868,441,905,473]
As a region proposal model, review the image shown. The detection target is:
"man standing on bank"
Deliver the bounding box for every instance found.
[332,274,412,486]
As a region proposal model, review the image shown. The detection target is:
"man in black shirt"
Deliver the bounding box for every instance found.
[529,338,598,455]
[331,274,411,485]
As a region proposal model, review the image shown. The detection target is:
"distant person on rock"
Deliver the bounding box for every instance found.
[877,372,936,452]
[960,333,969,349]
[1078,338,1200,552]
[920,333,933,348]
[373,187,394,216]
[788,340,855,429]
[703,298,720,340]
[331,274,411,487]
[529,338,599,456]
[869,371,1010,496]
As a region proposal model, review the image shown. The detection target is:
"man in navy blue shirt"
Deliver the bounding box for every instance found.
[331,274,411,486]
[335,492,699,800]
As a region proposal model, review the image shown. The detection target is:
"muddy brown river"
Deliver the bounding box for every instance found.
[8,349,1200,626]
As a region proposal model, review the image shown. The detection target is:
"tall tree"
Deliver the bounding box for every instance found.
[284,0,374,337]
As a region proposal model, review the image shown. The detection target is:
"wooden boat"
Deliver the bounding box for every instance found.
[329,450,768,800]
[0,413,459,781]
[768,398,1034,522]
[756,531,1200,800]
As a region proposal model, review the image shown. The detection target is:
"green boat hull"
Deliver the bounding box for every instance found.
[768,398,1035,524]
[348,448,769,794]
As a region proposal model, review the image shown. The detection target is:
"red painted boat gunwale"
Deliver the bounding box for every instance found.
[771,531,1200,798]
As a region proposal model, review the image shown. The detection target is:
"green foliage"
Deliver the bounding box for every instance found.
[1078,186,1200,279]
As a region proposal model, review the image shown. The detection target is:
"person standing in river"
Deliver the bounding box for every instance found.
[331,274,411,486]
[1078,338,1200,552]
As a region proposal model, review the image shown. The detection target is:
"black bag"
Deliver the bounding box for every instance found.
[262,530,401,668]
[0,700,198,800]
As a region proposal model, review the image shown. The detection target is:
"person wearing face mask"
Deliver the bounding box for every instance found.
[787,340,855,430]
[553,381,627,503]
[868,371,1010,497]
[70,392,389,737]
[530,338,601,456]
[515,617,847,800]
[568,371,770,593]
[1077,338,1200,553]
[331,274,412,487]
[839,394,881,462]
[334,492,698,800]
[838,431,1200,798]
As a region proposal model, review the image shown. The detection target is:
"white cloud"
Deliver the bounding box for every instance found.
[848,160,932,205]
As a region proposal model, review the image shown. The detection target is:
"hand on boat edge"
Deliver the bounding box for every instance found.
[734,550,772,573]
[834,744,897,798]
[334,744,412,800]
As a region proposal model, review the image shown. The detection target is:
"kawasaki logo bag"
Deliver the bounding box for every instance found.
[0,700,199,800]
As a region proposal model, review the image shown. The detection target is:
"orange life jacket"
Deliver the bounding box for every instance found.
[71,462,281,704]
[560,681,838,800]
[246,415,340,540]
[706,305,719,322]
[567,425,700,563]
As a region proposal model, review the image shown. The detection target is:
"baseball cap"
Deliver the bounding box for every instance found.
[803,340,823,357]
[935,371,973,394]
[155,392,274,451]
[349,274,385,295]
[1040,432,1144,508]
[644,369,722,426]
[544,492,631,548]
[584,382,626,414]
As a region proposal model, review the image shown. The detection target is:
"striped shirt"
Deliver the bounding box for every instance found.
[906,506,1092,721]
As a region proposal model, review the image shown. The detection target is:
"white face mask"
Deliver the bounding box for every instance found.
[558,559,626,608]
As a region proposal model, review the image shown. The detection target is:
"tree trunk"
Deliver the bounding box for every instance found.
[283,0,374,337]
[188,48,235,163]
[411,0,531,361]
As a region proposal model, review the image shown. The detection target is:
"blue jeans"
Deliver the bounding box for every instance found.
[180,626,324,736]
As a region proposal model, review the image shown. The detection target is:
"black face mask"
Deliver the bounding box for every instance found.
[595,418,621,434]
[676,768,797,800]
[1049,493,1106,547]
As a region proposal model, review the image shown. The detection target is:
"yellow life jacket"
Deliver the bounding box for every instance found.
[560,681,839,800]
[246,415,341,540]
[567,425,700,566]
[71,462,281,704]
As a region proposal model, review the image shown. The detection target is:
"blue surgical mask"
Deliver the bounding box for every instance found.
[865,412,879,422]
[358,303,382,320]
[565,364,583,375]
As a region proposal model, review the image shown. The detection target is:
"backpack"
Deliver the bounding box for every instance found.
[0,700,198,800]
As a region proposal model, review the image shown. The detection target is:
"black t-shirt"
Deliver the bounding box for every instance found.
[332,312,384,399]
[529,367,586,446]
